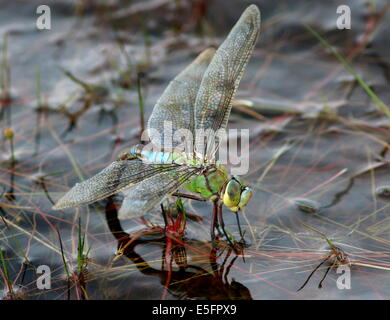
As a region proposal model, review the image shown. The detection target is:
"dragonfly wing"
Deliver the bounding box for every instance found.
[147,48,215,149]
[119,198,157,220]
[194,5,260,153]
[52,159,181,210]
[118,166,201,219]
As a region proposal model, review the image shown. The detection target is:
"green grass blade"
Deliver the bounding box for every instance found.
[305,24,390,119]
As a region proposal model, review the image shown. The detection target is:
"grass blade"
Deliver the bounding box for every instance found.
[305,24,390,119]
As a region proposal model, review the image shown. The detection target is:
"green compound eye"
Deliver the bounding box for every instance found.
[238,187,253,210]
[223,179,242,209]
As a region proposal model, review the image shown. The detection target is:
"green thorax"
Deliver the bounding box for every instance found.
[184,163,229,199]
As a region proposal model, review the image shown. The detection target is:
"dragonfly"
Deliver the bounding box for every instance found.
[53,5,261,244]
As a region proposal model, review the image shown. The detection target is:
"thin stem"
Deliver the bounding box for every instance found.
[56,228,70,279]
[137,73,145,139]
[9,136,15,165]
[305,24,390,119]
[172,192,206,202]
[301,222,335,249]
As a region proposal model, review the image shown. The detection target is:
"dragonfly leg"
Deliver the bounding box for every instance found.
[217,202,235,247]
[211,200,218,241]
[235,212,245,244]
[172,192,206,202]
[161,204,168,231]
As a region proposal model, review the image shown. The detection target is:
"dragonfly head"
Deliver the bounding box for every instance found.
[222,177,253,212]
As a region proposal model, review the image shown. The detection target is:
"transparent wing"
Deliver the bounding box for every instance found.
[118,167,201,219]
[194,5,260,154]
[52,159,182,210]
[147,48,215,149]
[118,198,157,220]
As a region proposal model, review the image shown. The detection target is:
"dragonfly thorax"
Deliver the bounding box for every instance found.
[183,165,253,212]
[117,146,253,212]
[182,163,226,198]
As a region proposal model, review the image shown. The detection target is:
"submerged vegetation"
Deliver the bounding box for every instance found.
[0,0,390,300]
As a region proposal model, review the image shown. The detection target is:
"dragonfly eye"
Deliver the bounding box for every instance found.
[223,179,241,209]
[237,187,253,210]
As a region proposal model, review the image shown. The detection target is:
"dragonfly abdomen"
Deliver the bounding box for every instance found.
[127,144,186,165]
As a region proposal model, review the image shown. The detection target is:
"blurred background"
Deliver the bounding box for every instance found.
[0,0,389,299]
